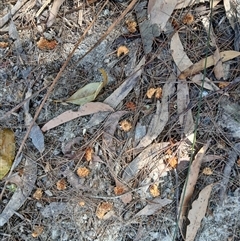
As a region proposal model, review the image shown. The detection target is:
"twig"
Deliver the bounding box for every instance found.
[76,0,139,64]
[0,0,29,28]
[0,85,48,121]
[0,0,109,201]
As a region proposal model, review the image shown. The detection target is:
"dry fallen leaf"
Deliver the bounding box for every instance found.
[41,102,114,132]
[65,68,108,105]
[148,0,178,31]
[126,19,137,33]
[219,81,230,89]
[146,88,156,98]
[85,147,93,162]
[117,46,129,57]
[32,226,44,238]
[47,0,65,28]
[135,197,172,216]
[37,37,58,50]
[149,184,160,197]
[178,51,240,80]
[33,188,43,200]
[56,179,67,190]
[125,101,136,111]
[202,167,213,175]
[186,184,213,241]
[182,13,194,25]
[120,119,132,132]
[0,128,15,180]
[96,202,113,219]
[155,87,162,99]
[0,157,37,227]
[178,141,210,234]
[0,41,9,48]
[166,156,178,169]
[77,167,90,178]
[114,186,125,195]
[78,201,85,206]
[85,57,145,129]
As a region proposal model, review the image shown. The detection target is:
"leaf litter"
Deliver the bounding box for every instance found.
[1,0,240,240]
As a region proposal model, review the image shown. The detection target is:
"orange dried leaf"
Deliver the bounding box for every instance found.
[32,226,44,238]
[125,101,136,111]
[146,88,156,98]
[218,82,230,89]
[37,37,58,50]
[149,184,160,197]
[114,186,125,195]
[33,188,43,200]
[166,156,178,168]
[117,46,129,57]
[56,179,67,190]
[202,167,213,175]
[120,119,132,132]
[155,87,162,99]
[182,13,194,25]
[85,147,93,161]
[77,167,90,178]
[126,19,137,33]
[0,42,9,48]
[96,202,113,219]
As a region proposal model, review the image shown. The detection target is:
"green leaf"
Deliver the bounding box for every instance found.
[65,68,108,105]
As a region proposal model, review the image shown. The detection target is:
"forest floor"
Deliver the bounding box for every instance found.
[0,0,240,240]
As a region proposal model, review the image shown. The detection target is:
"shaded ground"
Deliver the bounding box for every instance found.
[0,0,240,240]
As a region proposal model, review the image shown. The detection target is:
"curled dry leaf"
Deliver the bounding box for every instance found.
[77,167,90,178]
[178,51,240,80]
[146,88,156,98]
[182,13,194,25]
[96,202,113,219]
[202,167,213,175]
[65,68,108,105]
[37,37,58,50]
[85,147,93,161]
[219,82,230,89]
[166,156,178,169]
[155,87,162,99]
[120,119,132,132]
[126,19,137,33]
[114,186,125,195]
[0,42,9,48]
[32,226,44,238]
[78,201,85,206]
[149,184,160,197]
[56,179,67,190]
[117,46,129,57]
[33,188,43,200]
[125,101,136,111]
[0,128,15,180]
